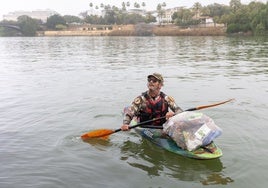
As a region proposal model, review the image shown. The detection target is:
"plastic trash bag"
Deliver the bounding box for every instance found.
[163,111,222,151]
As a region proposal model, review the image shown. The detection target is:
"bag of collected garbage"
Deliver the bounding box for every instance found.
[163,111,222,151]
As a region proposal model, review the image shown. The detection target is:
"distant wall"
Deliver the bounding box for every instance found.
[43,25,136,36]
[44,30,111,36]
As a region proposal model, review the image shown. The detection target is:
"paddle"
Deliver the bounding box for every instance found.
[81,116,165,141]
[81,98,234,141]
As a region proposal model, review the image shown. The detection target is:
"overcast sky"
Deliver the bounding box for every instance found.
[0,0,267,20]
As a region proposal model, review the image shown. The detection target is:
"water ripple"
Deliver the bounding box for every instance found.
[0,36,267,188]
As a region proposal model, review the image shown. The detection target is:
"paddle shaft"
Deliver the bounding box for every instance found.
[114,116,166,132]
[120,98,234,131]
[185,98,234,111]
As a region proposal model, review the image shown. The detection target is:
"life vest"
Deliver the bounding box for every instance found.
[139,92,169,126]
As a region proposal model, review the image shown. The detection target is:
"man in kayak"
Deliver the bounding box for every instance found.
[121,73,183,131]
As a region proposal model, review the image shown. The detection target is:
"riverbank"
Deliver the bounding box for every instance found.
[152,25,226,36]
[41,24,227,37]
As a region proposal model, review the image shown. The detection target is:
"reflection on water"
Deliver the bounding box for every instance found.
[201,173,234,185]
[119,138,234,185]
[82,137,113,151]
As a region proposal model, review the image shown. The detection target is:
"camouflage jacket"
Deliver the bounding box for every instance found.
[123,91,183,125]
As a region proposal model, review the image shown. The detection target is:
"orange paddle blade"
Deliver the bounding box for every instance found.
[81,129,115,141]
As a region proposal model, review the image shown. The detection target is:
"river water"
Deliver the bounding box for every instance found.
[0,36,267,188]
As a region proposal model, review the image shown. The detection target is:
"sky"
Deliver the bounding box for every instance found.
[0,0,267,20]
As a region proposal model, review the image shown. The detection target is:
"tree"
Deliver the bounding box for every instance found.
[201,6,210,16]
[206,3,230,18]
[172,8,195,27]
[104,9,116,24]
[142,2,146,8]
[193,2,202,19]
[134,2,140,8]
[229,0,242,13]
[255,23,266,35]
[63,15,83,24]
[157,3,164,25]
[145,12,156,23]
[248,1,268,35]
[85,15,104,24]
[17,15,38,36]
[122,2,126,11]
[46,14,66,30]
[79,11,88,19]
[127,1,130,7]
[162,2,167,8]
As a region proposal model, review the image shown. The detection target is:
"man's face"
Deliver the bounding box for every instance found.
[147,76,162,91]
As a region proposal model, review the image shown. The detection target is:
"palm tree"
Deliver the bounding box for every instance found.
[126,1,130,8]
[142,2,146,9]
[157,3,164,25]
[134,2,140,8]
[193,2,202,19]
[122,2,126,11]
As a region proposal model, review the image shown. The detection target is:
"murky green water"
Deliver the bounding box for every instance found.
[0,36,267,188]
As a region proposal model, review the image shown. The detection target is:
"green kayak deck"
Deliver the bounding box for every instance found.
[135,127,222,160]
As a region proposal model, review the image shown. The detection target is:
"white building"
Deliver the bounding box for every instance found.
[162,7,184,23]
[3,9,58,22]
[152,7,185,24]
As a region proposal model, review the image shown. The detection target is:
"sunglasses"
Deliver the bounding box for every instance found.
[147,77,159,83]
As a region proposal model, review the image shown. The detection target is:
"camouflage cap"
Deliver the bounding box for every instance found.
[147,73,164,84]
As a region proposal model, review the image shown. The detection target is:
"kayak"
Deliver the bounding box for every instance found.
[135,127,223,160]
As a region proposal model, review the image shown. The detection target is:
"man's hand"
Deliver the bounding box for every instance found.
[121,124,130,131]
[165,111,175,119]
